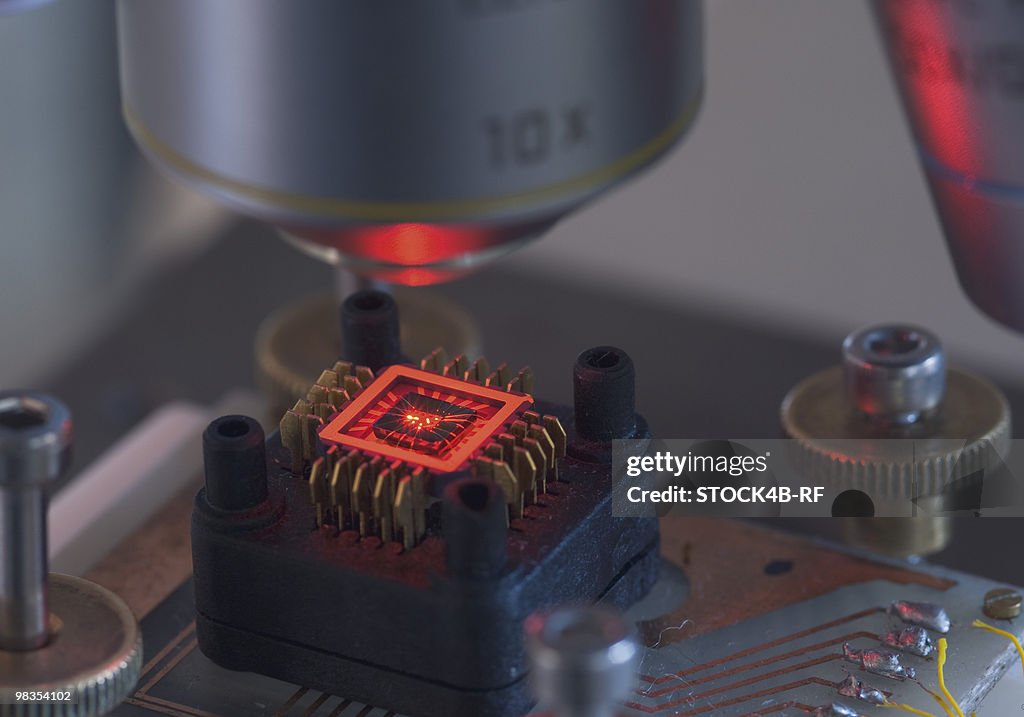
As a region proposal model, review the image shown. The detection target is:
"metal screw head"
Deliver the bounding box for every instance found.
[0,393,72,490]
[842,324,946,425]
[983,588,1022,620]
[525,604,639,717]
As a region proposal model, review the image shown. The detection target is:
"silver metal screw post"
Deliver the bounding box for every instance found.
[0,391,141,715]
[0,392,71,651]
[842,324,946,425]
[783,323,1009,559]
[525,605,640,717]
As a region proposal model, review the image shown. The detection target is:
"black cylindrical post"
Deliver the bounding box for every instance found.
[202,415,268,511]
[572,346,636,442]
[340,290,403,371]
[443,478,507,580]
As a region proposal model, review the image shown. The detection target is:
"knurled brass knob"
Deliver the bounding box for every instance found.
[781,325,1011,558]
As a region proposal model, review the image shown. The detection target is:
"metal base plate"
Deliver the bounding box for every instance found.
[107,517,1023,717]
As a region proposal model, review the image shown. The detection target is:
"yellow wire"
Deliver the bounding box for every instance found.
[915,681,955,717]
[930,693,956,717]
[882,700,937,717]
[972,619,1024,676]
[909,676,954,717]
[895,624,1022,717]
[932,694,955,717]
[937,638,966,717]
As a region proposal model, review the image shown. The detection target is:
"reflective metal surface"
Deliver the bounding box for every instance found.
[0,393,71,651]
[842,324,946,425]
[875,0,1024,331]
[117,0,703,283]
[525,604,639,717]
[782,325,1011,558]
[0,574,142,716]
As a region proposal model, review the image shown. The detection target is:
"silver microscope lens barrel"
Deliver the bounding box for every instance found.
[874,0,1024,331]
[117,0,703,283]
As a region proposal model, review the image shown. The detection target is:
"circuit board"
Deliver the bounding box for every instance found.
[110,516,1023,717]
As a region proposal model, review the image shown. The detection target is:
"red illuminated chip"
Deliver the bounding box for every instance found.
[319,364,532,473]
[372,393,477,455]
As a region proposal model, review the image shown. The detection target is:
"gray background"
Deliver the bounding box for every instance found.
[3,1,1024,391]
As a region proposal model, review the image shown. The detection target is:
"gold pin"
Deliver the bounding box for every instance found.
[327,387,349,410]
[309,458,328,527]
[474,457,515,524]
[355,365,375,387]
[420,347,448,373]
[306,384,328,405]
[373,469,396,542]
[528,425,558,483]
[498,433,517,461]
[330,453,354,525]
[285,399,318,465]
[510,420,529,442]
[518,367,535,395]
[493,460,523,518]
[485,443,504,461]
[332,361,353,378]
[472,456,494,479]
[512,446,537,504]
[316,369,339,389]
[301,414,322,463]
[466,356,491,383]
[485,363,511,389]
[393,469,428,549]
[523,437,547,494]
[342,374,363,395]
[543,415,567,459]
[444,354,469,378]
[409,467,427,541]
[394,477,416,549]
[323,447,340,525]
[280,407,303,473]
[352,462,375,536]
